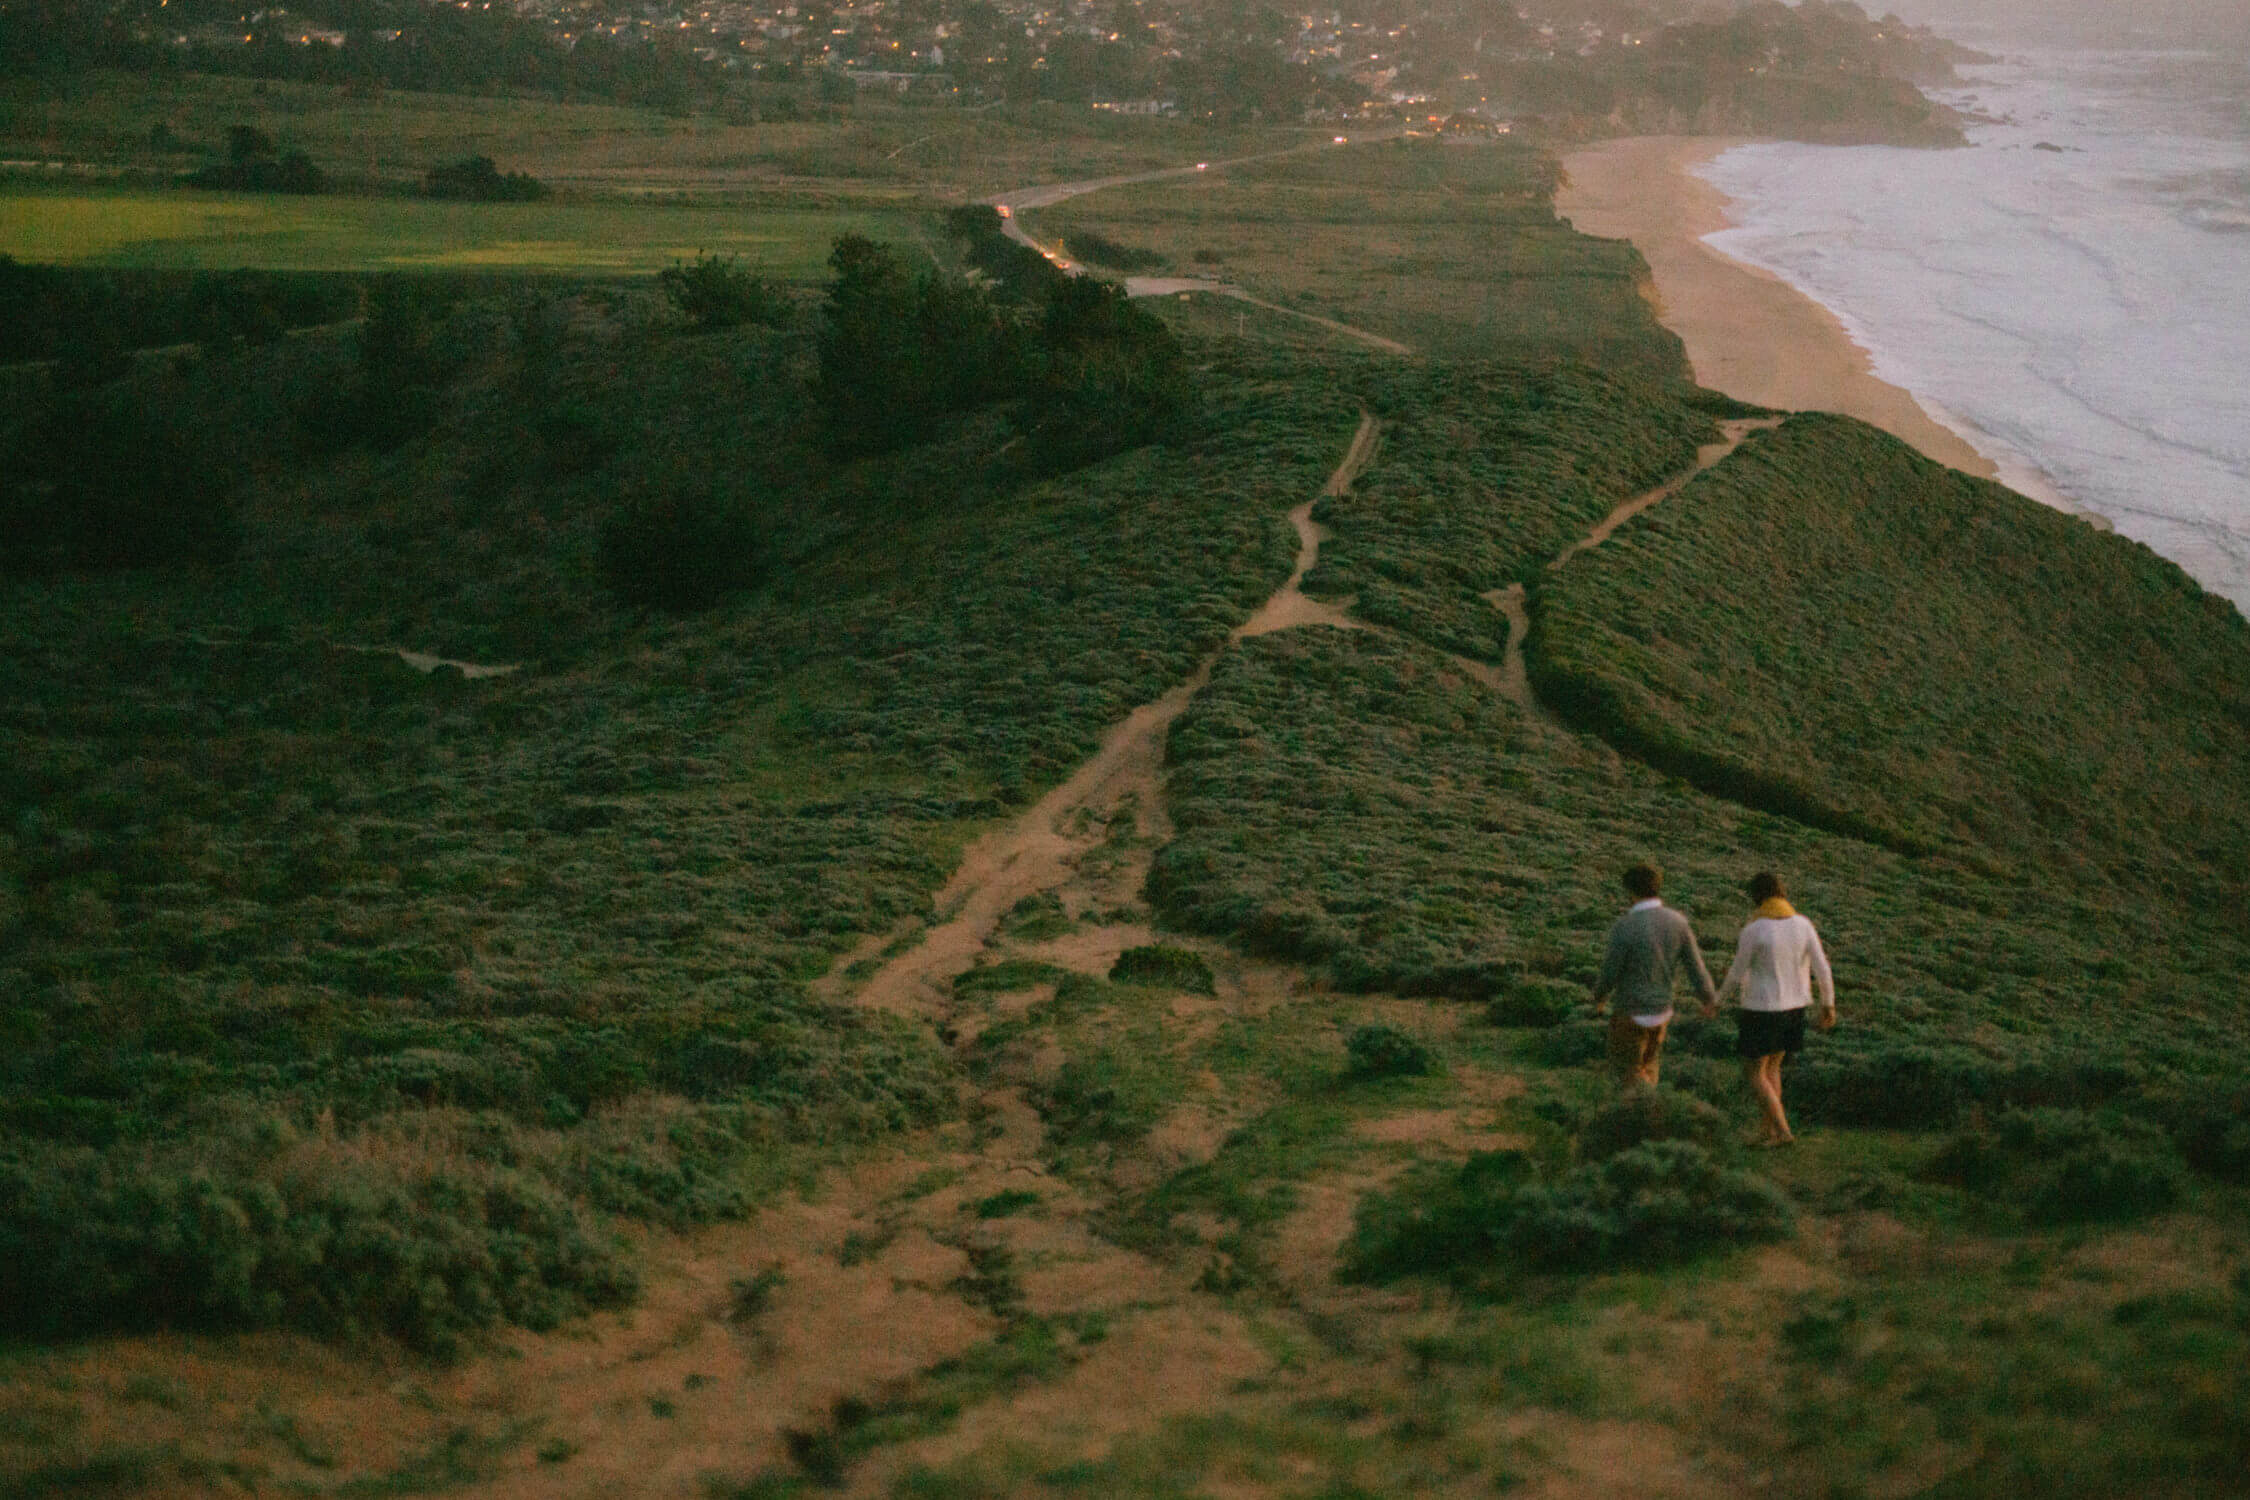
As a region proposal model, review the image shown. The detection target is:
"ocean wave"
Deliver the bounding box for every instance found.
[1695,45,2250,612]
[2181,203,2250,232]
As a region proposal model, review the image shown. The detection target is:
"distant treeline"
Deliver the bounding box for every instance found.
[0,257,361,366]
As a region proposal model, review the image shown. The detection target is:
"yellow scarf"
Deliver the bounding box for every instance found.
[1756,898,1797,920]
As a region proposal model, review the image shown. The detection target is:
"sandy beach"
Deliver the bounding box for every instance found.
[1556,136,2000,480]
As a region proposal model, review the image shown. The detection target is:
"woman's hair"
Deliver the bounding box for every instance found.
[1747,871,1786,903]
[1622,862,1662,899]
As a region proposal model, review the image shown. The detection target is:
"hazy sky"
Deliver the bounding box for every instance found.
[1878,0,2250,48]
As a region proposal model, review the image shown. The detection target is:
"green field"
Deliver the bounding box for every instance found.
[0,187,928,275]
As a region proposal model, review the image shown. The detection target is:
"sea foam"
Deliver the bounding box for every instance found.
[1695,45,2250,614]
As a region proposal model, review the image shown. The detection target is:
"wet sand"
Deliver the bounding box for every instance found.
[1556,136,2002,480]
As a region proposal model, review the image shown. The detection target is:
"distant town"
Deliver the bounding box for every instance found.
[19,0,1977,134]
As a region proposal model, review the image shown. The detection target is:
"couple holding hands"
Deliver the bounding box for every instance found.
[1592,862,1835,1147]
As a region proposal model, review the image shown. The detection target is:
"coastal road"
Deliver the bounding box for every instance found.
[986,136,1414,356]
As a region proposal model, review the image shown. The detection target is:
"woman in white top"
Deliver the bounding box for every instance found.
[1710,871,1835,1146]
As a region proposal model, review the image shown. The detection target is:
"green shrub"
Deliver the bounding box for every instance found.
[1488,976,1582,1028]
[659,252,782,331]
[1,390,240,574]
[1345,1140,1790,1281]
[1345,1023,1436,1080]
[0,1143,636,1355]
[1791,1045,2142,1130]
[1108,944,1216,994]
[1925,1108,2184,1224]
[423,155,549,202]
[185,148,328,194]
[1521,1019,1608,1068]
[1575,1088,1728,1161]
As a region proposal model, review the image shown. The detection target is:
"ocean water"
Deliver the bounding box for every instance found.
[1694,38,2250,615]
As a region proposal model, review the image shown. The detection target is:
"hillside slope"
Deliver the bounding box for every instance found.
[1528,413,2250,897]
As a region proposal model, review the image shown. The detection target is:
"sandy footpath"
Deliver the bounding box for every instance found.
[1557,136,2001,480]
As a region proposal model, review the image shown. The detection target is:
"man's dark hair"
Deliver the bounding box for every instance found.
[1622,863,1662,900]
[1747,871,1786,903]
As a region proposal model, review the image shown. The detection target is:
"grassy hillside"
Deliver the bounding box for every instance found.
[1528,413,2250,897]
[1153,624,2250,1094]
[1027,136,1688,374]
[1300,362,1724,661]
[8,82,2250,1500]
[0,278,1356,1351]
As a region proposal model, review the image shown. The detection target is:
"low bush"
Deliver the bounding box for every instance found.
[1488,975,1582,1028]
[955,959,1071,1000]
[423,155,549,202]
[659,252,784,331]
[0,1140,635,1356]
[1,390,240,574]
[1791,1044,2143,1130]
[1345,1023,1436,1080]
[1574,1088,1728,1161]
[1925,1108,2184,1224]
[1345,1139,1790,1282]
[1108,944,1216,994]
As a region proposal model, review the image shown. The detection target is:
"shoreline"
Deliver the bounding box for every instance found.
[1556,135,2070,500]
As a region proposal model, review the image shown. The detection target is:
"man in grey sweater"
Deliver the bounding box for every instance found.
[1591,862,1718,1088]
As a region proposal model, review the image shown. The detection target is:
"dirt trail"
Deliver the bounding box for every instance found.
[1548,417,1778,572]
[1236,413,1380,639]
[1485,416,1778,713]
[182,635,524,678]
[846,414,1381,1019]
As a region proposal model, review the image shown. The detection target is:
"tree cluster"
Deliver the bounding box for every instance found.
[183,122,329,194]
[815,232,1191,463]
[421,155,550,203]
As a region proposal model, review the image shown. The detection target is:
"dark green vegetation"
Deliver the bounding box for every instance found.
[815,232,1189,462]
[0,256,360,365]
[419,155,547,203]
[1532,413,2250,897]
[1347,1140,1793,1280]
[0,244,1357,1348]
[1107,945,1215,995]
[182,123,328,195]
[657,253,783,335]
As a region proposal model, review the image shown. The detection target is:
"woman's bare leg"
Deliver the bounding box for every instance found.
[1762,1054,1794,1143]
[1745,1055,1791,1143]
